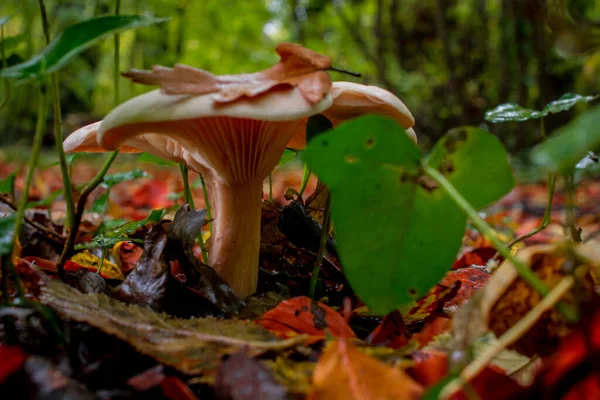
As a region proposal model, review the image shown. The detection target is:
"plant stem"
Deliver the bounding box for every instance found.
[57,151,119,275]
[299,164,311,197]
[179,164,195,209]
[309,191,332,299]
[199,173,212,231]
[565,173,582,242]
[114,0,121,106]
[7,85,49,302]
[39,0,76,232]
[508,173,556,247]
[0,25,11,112]
[425,166,577,321]
[269,173,273,202]
[96,247,108,275]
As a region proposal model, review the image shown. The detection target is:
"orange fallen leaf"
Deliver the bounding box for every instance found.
[257,296,355,342]
[365,310,411,349]
[123,43,332,104]
[308,338,423,400]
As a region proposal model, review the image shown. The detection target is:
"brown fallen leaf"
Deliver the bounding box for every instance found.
[123,42,332,104]
[39,280,306,375]
[308,338,423,400]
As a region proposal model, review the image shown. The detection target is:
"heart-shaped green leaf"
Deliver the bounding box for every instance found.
[531,105,600,173]
[0,15,168,80]
[304,116,514,314]
[485,93,597,123]
[277,149,298,166]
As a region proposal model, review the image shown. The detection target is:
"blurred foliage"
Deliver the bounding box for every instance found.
[1,0,600,150]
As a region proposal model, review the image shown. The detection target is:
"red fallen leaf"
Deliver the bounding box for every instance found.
[404,281,461,326]
[127,365,165,391]
[408,349,448,387]
[309,338,423,400]
[452,247,497,270]
[18,256,57,272]
[366,310,411,349]
[257,296,355,342]
[160,376,199,400]
[129,179,174,210]
[412,317,452,347]
[0,345,28,383]
[116,241,144,274]
[439,267,489,312]
[64,260,121,280]
[123,43,332,104]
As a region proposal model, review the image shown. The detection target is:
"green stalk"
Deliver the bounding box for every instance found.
[96,247,108,274]
[7,85,49,302]
[309,191,332,299]
[0,25,11,112]
[179,164,195,208]
[425,166,578,322]
[114,0,121,106]
[299,164,311,197]
[199,173,212,231]
[39,0,76,231]
[508,173,556,247]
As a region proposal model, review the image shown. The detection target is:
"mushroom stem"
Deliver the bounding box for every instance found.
[205,175,264,298]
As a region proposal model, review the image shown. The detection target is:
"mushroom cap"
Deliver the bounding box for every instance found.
[289,82,417,149]
[63,121,141,153]
[98,87,333,151]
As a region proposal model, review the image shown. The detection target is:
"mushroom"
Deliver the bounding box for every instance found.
[67,87,331,298]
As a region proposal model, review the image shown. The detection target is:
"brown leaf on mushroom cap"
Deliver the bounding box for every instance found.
[122,42,332,104]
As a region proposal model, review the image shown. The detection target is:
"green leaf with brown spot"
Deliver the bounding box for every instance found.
[303,116,514,314]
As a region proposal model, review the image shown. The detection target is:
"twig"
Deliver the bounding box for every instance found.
[0,194,64,242]
[439,276,574,400]
[425,166,578,321]
[309,190,332,299]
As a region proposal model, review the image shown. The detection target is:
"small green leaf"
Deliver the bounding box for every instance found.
[90,192,109,214]
[0,213,16,255]
[0,15,168,80]
[541,93,597,115]
[304,116,514,314]
[48,153,82,168]
[91,209,165,249]
[103,168,150,187]
[0,171,16,195]
[484,103,542,123]
[531,105,600,173]
[277,149,298,166]
[137,152,176,166]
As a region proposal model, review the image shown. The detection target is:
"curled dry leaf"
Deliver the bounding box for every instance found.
[122,42,332,104]
[39,280,306,374]
[308,338,423,400]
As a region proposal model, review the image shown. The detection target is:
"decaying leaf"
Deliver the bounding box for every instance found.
[122,42,332,104]
[257,296,355,342]
[39,280,306,374]
[69,250,124,280]
[308,338,423,400]
[481,243,598,357]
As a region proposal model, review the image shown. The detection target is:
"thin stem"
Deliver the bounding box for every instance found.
[439,276,574,400]
[565,173,582,242]
[39,0,76,232]
[425,166,578,321]
[199,173,212,231]
[327,66,362,77]
[0,25,12,112]
[0,194,64,242]
[508,173,556,247]
[57,151,119,274]
[179,164,195,209]
[114,0,121,106]
[269,173,273,202]
[309,191,332,299]
[7,85,49,302]
[299,164,311,197]
[539,117,546,140]
[96,247,108,274]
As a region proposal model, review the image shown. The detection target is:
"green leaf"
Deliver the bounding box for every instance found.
[91,208,165,248]
[103,168,150,187]
[0,213,16,255]
[484,103,542,123]
[304,116,514,314]
[49,153,83,168]
[531,105,600,173]
[90,192,109,214]
[137,152,176,166]
[277,149,298,166]
[0,171,16,195]
[306,114,333,142]
[485,93,597,123]
[0,15,168,80]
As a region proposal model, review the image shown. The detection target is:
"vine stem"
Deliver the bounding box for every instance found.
[39,0,76,232]
[439,276,574,400]
[425,166,578,321]
[5,85,49,302]
[309,191,332,299]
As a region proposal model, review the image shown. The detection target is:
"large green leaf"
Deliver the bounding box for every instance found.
[485,93,597,123]
[303,116,514,314]
[531,105,600,173]
[0,213,16,255]
[103,168,150,187]
[0,15,168,80]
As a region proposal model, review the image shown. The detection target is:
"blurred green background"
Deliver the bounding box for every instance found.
[1,0,600,151]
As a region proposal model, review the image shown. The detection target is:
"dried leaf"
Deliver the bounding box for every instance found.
[257,297,355,342]
[123,43,332,104]
[68,250,124,280]
[40,280,306,374]
[308,339,423,400]
[365,310,411,349]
